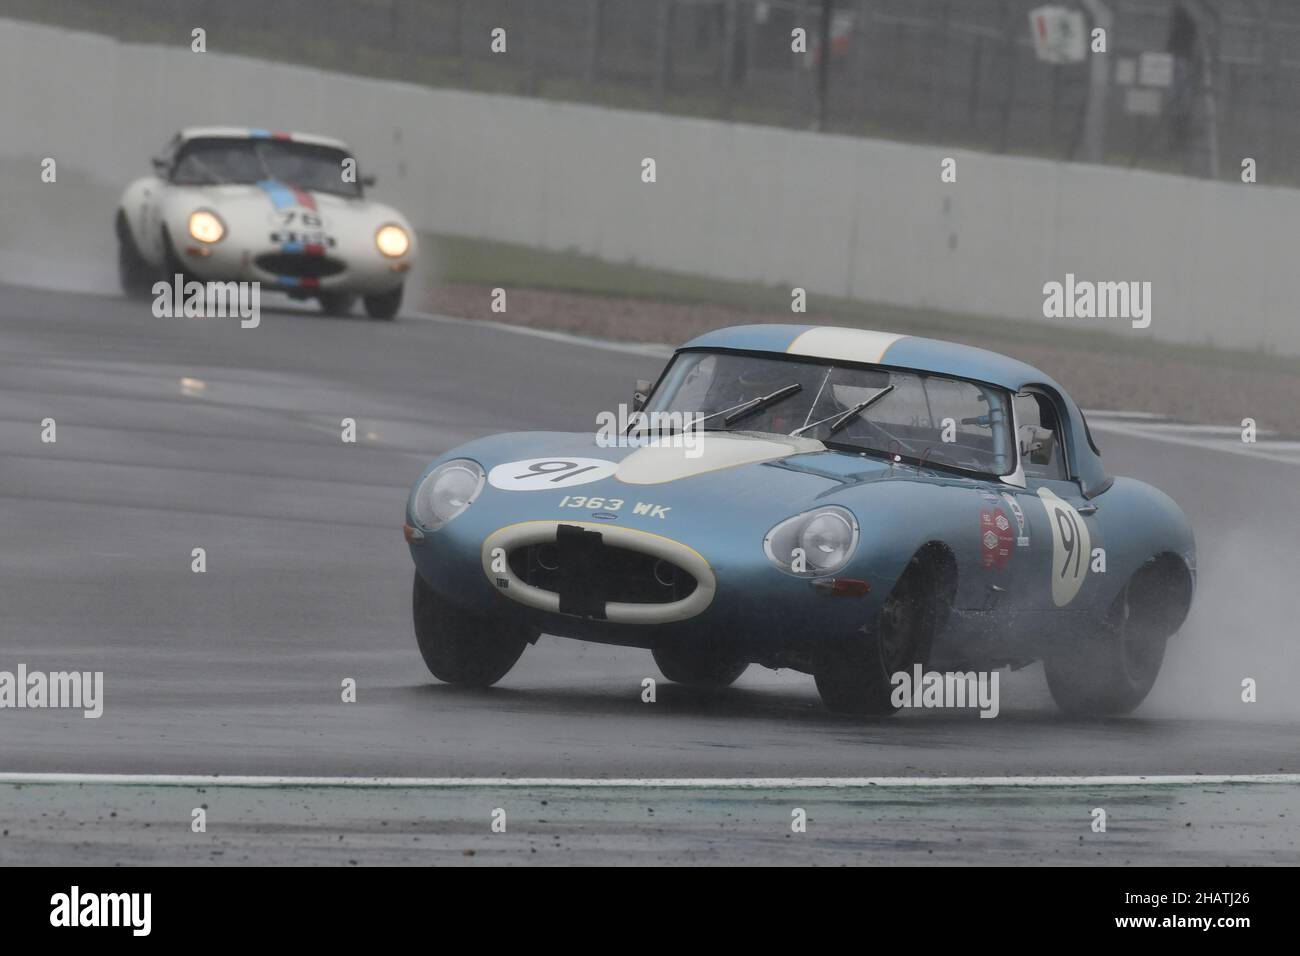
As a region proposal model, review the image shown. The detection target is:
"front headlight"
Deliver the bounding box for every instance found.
[188,209,225,244]
[412,459,485,530]
[375,223,410,258]
[763,506,859,576]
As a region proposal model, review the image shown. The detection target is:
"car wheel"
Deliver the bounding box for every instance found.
[652,639,748,688]
[814,548,955,715]
[318,292,357,317]
[116,213,154,298]
[363,284,402,320]
[1044,556,1190,716]
[412,570,529,687]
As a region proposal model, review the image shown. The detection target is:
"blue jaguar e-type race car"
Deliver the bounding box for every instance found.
[405,325,1195,715]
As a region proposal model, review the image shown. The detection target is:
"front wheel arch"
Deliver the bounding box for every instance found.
[812,540,958,716]
[906,540,959,647]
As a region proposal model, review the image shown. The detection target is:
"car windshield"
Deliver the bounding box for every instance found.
[644,350,1015,477]
[170,137,360,197]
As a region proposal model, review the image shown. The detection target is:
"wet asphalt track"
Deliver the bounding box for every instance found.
[1,283,1297,864]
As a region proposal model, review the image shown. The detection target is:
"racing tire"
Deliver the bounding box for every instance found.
[813,549,955,716]
[318,292,357,317]
[363,284,402,320]
[116,213,154,298]
[161,227,187,287]
[652,639,748,688]
[412,570,528,687]
[1043,558,1186,716]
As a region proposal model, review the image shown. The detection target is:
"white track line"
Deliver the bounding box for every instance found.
[407,310,674,358]
[0,773,1296,789]
[1088,418,1300,466]
[1082,409,1166,421]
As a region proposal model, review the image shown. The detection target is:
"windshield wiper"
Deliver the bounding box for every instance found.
[251,142,277,182]
[790,384,894,438]
[186,155,228,185]
[719,383,803,428]
[694,383,802,429]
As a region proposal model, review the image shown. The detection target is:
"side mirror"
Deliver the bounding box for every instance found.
[151,156,169,176]
[632,379,652,412]
[361,174,377,188]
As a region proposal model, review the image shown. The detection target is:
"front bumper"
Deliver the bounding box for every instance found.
[481,520,717,625]
[178,240,410,295]
[408,514,892,654]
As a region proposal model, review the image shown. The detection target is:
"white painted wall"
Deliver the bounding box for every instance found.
[0,18,1293,352]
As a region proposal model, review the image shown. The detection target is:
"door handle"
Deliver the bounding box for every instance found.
[1078,504,1098,515]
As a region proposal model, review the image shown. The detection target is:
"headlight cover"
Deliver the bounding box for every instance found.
[763,505,859,576]
[188,209,225,244]
[412,459,485,530]
[375,223,410,258]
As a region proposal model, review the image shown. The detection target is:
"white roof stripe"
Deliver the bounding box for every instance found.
[177,126,350,150]
[786,327,907,364]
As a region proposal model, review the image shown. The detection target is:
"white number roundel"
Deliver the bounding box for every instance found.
[1037,488,1091,607]
[488,457,618,491]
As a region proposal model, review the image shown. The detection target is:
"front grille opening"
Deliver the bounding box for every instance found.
[508,543,697,605]
[254,253,346,278]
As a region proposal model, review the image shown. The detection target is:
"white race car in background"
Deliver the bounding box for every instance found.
[115,127,415,319]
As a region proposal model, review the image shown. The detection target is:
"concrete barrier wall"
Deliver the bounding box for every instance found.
[1,18,1294,353]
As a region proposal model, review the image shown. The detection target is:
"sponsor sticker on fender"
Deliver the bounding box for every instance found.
[1000,492,1030,547]
[980,507,1014,570]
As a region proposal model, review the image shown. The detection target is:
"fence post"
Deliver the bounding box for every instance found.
[723,0,738,117]
[586,0,603,97]
[1263,0,1277,166]
[853,0,873,129]
[1195,4,1222,179]
[453,0,466,79]
[997,0,1017,152]
[792,0,809,126]
[1078,0,1113,163]
[742,0,758,104]
[927,0,951,139]
[1173,0,1221,178]
[816,0,832,129]
[655,1,674,108]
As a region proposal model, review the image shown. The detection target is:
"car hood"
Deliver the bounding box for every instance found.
[163,183,404,226]
[433,430,912,537]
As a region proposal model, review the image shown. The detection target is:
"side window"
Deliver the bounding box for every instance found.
[1013,391,1068,481]
[149,135,181,182]
[921,376,999,450]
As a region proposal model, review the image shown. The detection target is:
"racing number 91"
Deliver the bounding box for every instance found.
[515,461,600,483]
[1037,487,1091,607]
[1054,504,1082,580]
[487,457,620,491]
